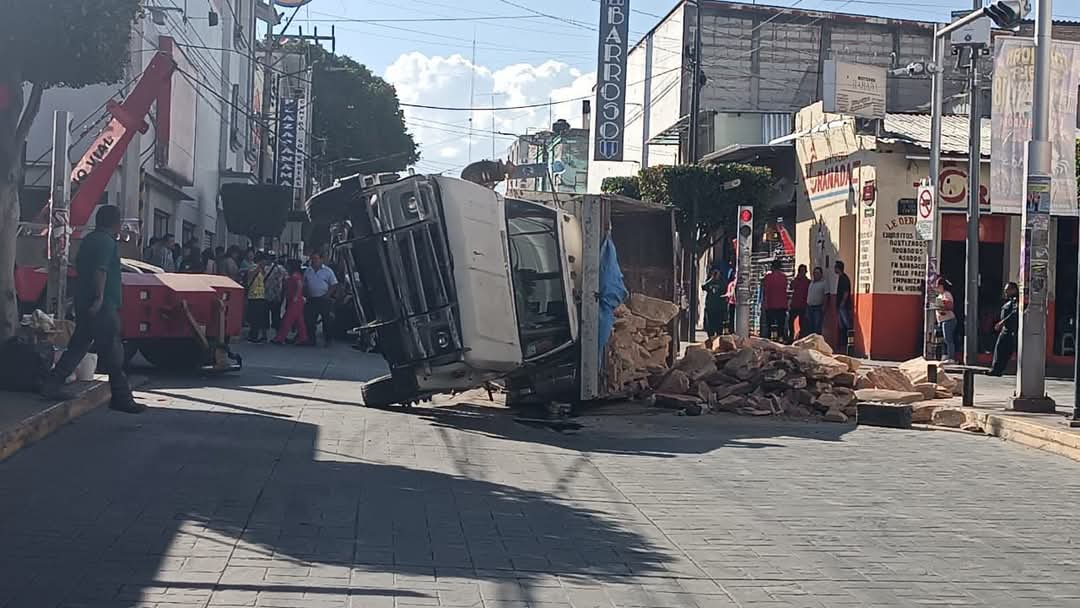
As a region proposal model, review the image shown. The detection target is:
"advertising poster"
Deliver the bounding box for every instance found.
[990,37,1080,216]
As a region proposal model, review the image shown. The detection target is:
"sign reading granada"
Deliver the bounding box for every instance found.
[808,158,861,203]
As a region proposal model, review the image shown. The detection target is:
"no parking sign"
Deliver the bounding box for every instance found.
[916,184,935,241]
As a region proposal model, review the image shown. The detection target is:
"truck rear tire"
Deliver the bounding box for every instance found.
[360,375,402,408]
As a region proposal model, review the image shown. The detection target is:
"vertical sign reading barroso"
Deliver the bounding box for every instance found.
[593,0,629,162]
[276,98,298,189]
[991,37,1080,216]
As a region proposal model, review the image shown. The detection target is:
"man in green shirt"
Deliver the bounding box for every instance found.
[42,205,143,413]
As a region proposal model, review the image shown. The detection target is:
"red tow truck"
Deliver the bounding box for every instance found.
[16,48,244,370]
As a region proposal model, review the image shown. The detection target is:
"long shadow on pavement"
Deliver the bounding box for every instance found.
[0,404,672,607]
[410,402,855,458]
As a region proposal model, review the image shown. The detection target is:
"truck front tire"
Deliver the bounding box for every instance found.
[360,375,402,408]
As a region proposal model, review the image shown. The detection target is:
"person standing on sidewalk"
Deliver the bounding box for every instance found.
[701,269,728,338]
[762,259,789,342]
[934,277,958,364]
[834,260,853,342]
[245,254,270,343]
[272,260,309,345]
[41,206,143,413]
[989,281,1020,376]
[264,256,287,333]
[805,266,827,336]
[303,253,338,346]
[788,264,810,340]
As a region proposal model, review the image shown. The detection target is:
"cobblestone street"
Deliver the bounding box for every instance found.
[1,345,1078,608]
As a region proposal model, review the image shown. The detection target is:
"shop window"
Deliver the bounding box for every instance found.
[182,221,196,246]
[153,210,171,238]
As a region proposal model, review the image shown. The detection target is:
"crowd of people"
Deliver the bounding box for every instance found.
[702,258,852,345]
[143,238,349,347]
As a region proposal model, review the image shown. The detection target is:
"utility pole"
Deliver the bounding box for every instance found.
[258,16,334,185]
[1013,0,1056,413]
[687,0,704,341]
[47,111,72,320]
[924,31,945,359]
[962,0,987,367]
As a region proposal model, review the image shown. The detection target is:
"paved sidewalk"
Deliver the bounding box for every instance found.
[1,344,1079,607]
[0,380,109,462]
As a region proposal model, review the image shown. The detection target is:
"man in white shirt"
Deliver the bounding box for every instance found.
[805,266,828,336]
[303,253,338,346]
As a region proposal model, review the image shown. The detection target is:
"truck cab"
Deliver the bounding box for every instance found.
[308,173,582,406]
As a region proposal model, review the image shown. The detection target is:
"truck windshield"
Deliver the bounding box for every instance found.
[505,199,572,360]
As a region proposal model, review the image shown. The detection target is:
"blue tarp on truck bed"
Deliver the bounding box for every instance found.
[598,236,627,366]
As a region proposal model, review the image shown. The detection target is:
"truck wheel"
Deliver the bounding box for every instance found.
[139,339,207,371]
[360,375,403,408]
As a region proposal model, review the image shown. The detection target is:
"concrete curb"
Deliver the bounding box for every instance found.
[973,411,1080,463]
[0,381,111,462]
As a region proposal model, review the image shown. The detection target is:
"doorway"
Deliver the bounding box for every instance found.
[940,240,1004,355]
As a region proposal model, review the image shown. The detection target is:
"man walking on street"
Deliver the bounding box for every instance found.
[762,259,789,342]
[989,282,1020,376]
[304,253,338,346]
[788,264,810,340]
[41,206,143,413]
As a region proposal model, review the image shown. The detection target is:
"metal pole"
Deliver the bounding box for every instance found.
[1013,0,1056,413]
[1074,237,1080,425]
[687,0,703,341]
[258,29,275,184]
[964,44,981,366]
[47,111,72,320]
[924,30,945,359]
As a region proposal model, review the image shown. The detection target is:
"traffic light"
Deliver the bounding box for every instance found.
[985,0,1030,29]
[738,206,753,241]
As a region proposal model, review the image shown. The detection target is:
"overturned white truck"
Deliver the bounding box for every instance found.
[306,172,676,408]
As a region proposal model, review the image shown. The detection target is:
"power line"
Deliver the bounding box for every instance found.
[494,0,595,30]
[397,64,684,112]
[304,14,550,23]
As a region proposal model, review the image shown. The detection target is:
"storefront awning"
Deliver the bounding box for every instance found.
[700,143,794,166]
[647,110,717,146]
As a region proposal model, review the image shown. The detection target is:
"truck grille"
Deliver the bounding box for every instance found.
[327,175,463,367]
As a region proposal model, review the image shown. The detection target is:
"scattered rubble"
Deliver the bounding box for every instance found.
[627,333,963,423]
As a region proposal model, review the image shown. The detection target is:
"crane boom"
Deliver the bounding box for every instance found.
[64,51,177,227]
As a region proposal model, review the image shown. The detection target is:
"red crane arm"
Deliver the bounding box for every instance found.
[65,51,177,227]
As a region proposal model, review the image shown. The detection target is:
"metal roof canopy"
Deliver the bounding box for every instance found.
[700,143,794,166]
[647,111,717,146]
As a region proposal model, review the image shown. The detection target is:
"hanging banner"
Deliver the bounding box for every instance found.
[990,37,1080,216]
[276,98,299,188]
[294,96,309,197]
[593,0,630,162]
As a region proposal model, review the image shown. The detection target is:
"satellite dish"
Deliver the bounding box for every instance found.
[550,159,567,176]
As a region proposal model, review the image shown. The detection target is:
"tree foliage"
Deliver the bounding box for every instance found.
[0,0,142,339]
[2,0,142,88]
[602,163,774,255]
[291,43,418,175]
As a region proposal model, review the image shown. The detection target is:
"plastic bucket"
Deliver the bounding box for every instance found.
[75,353,98,382]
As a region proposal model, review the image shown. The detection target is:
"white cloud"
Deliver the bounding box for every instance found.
[384,52,596,176]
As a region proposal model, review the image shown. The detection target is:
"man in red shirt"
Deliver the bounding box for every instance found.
[762,259,789,342]
[788,264,810,340]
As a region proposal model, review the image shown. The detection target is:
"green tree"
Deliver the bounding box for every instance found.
[291,43,418,176]
[0,0,142,339]
[603,163,774,256]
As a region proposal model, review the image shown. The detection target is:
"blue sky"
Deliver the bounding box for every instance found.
[283,0,1080,173]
